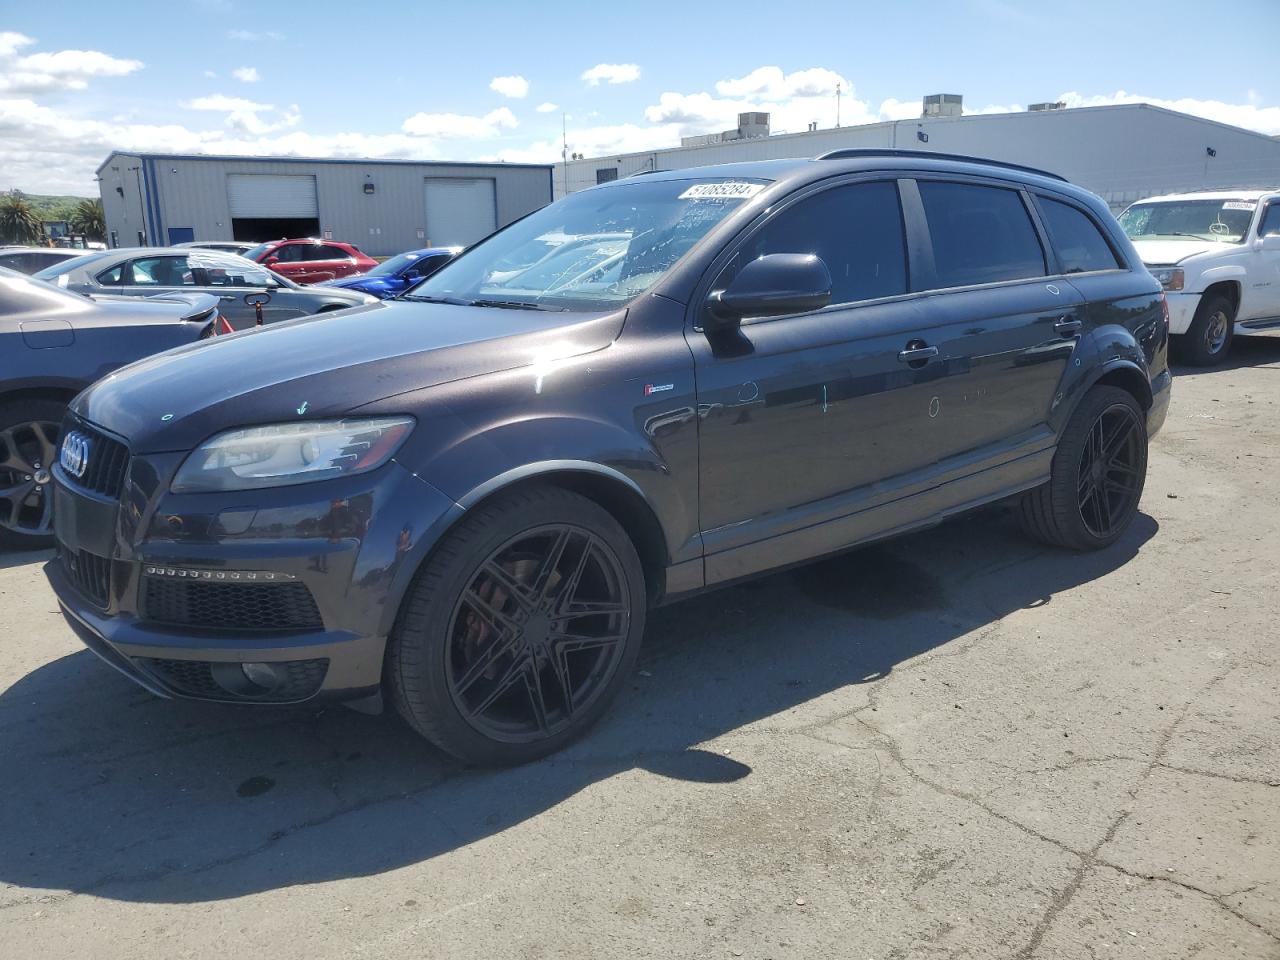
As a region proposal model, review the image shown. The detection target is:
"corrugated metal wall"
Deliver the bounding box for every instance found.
[559,104,1280,211]
[99,155,553,256]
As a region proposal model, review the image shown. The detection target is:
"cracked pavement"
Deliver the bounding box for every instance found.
[2,341,1278,959]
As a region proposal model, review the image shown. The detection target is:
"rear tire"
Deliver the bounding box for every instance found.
[1177,292,1234,366]
[1018,386,1147,551]
[0,398,66,550]
[386,485,646,765]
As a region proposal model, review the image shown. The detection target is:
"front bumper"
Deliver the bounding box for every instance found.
[46,433,458,706]
[1164,292,1201,335]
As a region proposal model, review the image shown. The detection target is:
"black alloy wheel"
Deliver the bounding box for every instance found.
[1075,402,1144,539]
[1017,385,1148,551]
[387,485,646,765]
[446,524,631,743]
[0,400,64,548]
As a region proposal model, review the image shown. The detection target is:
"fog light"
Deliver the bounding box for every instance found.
[241,662,282,690]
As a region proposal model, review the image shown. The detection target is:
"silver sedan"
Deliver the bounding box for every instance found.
[34,247,379,330]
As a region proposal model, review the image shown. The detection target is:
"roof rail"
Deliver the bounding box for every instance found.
[815,148,1067,182]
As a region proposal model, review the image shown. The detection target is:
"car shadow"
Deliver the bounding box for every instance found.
[0,507,1157,905]
[1171,335,1280,376]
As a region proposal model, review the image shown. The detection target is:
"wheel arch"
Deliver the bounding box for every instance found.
[0,385,82,411]
[377,460,675,640]
[1199,279,1241,316]
[1089,360,1153,411]
[453,462,671,606]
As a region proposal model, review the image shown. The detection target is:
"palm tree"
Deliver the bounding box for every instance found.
[0,195,41,245]
[70,198,106,241]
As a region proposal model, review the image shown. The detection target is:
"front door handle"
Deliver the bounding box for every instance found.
[219,295,237,301]
[897,343,939,364]
[1054,315,1082,335]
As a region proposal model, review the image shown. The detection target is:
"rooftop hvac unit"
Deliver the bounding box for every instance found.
[1029,101,1067,112]
[922,94,963,118]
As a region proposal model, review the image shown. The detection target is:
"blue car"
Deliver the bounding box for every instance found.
[319,247,459,299]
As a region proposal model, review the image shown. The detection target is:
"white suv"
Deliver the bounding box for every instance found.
[1119,190,1280,365]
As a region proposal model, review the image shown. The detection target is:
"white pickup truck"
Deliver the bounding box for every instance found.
[1119,190,1280,365]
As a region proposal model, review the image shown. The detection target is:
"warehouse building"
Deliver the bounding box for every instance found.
[97,153,554,256]
[559,100,1280,209]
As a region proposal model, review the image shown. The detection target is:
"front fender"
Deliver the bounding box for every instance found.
[1191,263,1246,294]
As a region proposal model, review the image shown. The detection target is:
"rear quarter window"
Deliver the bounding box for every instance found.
[1038,197,1122,273]
[918,181,1046,289]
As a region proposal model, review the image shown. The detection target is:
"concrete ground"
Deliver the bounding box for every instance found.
[2,341,1278,960]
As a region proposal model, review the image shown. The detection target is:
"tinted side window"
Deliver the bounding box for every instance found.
[1259,203,1280,237]
[737,180,908,306]
[96,263,125,285]
[313,245,350,261]
[1038,197,1122,273]
[919,181,1045,288]
[272,245,305,262]
[129,256,195,286]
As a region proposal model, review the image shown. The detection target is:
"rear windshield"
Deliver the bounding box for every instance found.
[409,177,769,312]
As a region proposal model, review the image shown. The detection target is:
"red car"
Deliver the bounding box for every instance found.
[243,238,378,285]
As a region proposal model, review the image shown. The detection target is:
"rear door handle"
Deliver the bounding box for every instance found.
[1054,315,1082,335]
[897,344,939,364]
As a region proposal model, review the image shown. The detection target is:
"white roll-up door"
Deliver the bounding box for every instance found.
[226,174,319,217]
[424,178,497,246]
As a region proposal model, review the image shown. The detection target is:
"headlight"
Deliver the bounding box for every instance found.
[1150,267,1184,291]
[171,417,414,493]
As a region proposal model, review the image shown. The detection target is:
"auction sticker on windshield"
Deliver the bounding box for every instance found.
[679,182,766,201]
[1222,201,1257,211]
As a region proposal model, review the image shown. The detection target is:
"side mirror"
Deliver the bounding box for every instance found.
[705,253,832,327]
[264,256,280,267]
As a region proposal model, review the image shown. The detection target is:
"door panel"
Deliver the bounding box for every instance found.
[907,280,1083,456]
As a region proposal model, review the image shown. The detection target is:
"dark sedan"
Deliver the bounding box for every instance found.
[35,248,378,330]
[0,267,218,548]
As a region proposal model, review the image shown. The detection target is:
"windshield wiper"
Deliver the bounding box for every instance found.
[469,298,559,311]
[399,294,473,305]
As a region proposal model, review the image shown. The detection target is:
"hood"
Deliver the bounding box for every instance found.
[1130,238,1239,266]
[73,300,624,453]
[313,282,380,303]
[319,274,401,296]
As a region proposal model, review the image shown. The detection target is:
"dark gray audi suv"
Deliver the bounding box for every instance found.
[46,151,1171,764]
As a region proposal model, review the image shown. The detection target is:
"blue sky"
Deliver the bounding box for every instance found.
[3,0,1278,195]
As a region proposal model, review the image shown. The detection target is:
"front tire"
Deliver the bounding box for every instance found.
[0,398,65,550]
[1177,292,1235,366]
[1018,386,1148,551]
[386,485,646,765]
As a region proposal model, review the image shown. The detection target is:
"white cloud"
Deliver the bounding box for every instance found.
[645,67,865,138]
[535,102,558,113]
[582,63,640,86]
[0,32,35,58]
[227,29,282,41]
[402,106,518,138]
[231,66,260,83]
[715,66,845,100]
[496,122,682,165]
[1057,89,1280,135]
[0,40,143,94]
[489,75,528,99]
[203,69,217,79]
[183,94,299,135]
